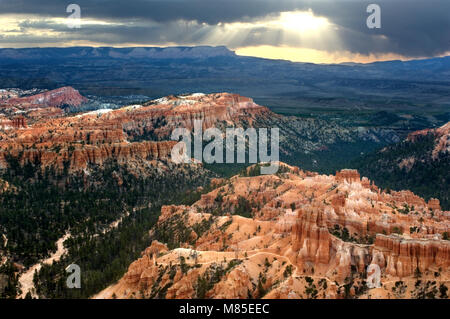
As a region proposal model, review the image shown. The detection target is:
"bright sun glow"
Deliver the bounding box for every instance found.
[221,10,329,34]
[235,46,410,64]
[275,11,329,32]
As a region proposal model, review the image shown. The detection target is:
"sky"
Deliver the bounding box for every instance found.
[0,0,449,63]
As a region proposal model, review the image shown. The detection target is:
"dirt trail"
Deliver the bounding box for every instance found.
[16,211,132,298]
[17,233,71,299]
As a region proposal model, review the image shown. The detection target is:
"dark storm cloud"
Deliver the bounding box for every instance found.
[0,0,304,24]
[1,0,449,57]
[309,0,450,57]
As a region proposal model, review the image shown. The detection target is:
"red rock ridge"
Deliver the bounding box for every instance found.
[2,86,87,109]
[0,141,176,171]
[0,93,272,172]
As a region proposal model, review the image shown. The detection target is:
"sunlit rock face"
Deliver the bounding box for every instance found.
[373,234,450,278]
[95,165,450,300]
[0,92,269,172]
[0,90,405,175]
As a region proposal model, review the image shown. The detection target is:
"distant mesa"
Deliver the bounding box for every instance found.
[0,46,237,60]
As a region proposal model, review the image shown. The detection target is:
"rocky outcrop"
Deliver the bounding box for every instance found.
[12,116,27,129]
[0,116,27,130]
[428,198,442,211]
[2,87,87,109]
[292,205,332,265]
[1,92,406,176]
[373,234,450,277]
[0,141,176,171]
[407,121,450,160]
[97,164,450,299]
[125,92,271,138]
[292,205,372,282]
[0,92,271,172]
[336,169,361,183]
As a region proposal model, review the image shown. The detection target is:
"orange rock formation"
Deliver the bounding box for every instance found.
[95,165,450,299]
[1,86,87,109]
[0,92,271,172]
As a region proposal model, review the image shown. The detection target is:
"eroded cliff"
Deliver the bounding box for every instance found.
[96,164,450,299]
